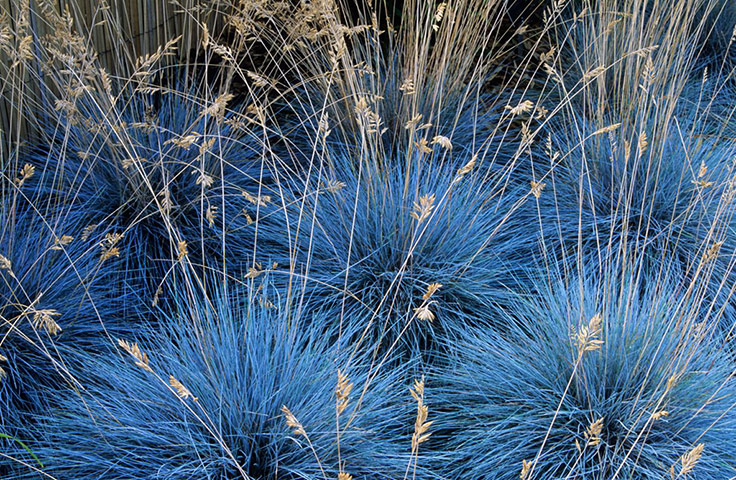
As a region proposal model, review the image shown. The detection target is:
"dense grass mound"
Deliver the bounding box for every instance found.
[435,268,736,479]
[513,109,736,331]
[5,280,425,479]
[0,202,141,437]
[22,79,284,297]
[254,137,533,354]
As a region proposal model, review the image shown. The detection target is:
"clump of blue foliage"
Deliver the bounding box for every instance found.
[254,142,531,354]
[5,278,427,479]
[433,267,736,479]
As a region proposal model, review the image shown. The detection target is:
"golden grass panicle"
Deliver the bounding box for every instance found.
[575,313,604,354]
[593,123,622,136]
[506,100,534,117]
[325,179,346,193]
[200,93,234,122]
[455,155,477,178]
[422,283,443,300]
[281,405,306,437]
[206,205,218,228]
[530,181,546,199]
[415,137,433,154]
[584,417,604,446]
[399,78,416,96]
[169,375,198,401]
[117,338,153,373]
[582,65,606,82]
[678,443,705,478]
[638,131,649,155]
[703,241,724,263]
[245,263,264,280]
[410,194,436,224]
[242,191,271,206]
[652,410,669,421]
[692,161,714,188]
[51,235,74,250]
[336,369,353,416]
[432,2,447,31]
[338,473,353,480]
[520,459,532,479]
[100,232,124,262]
[177,240,188,261]
[195,172,214,188]
[32,309,62,336]
[431,135,452,150]
[405,113,423,130]
[0,254,13,275]
[414,303,436,322]
[410,376,433,452]
[81,224,97,242]
[15,163,35,187]
[167,133,200,149]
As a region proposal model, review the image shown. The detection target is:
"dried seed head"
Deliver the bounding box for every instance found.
[15,163,35,187]
[520,459,532,479]
[410,376,432,451]
[575,313,604,354]
[680,443,704,477]
[206,205,218,228]
[423,283,443,300]
[399,78,416,96]
[169,375,198,401]
[584,417,604,446]
[245,264,264,279]
[51,235,74,250]
[0,254,12,274]
[81,224,97,241]
[336,369,353,416]
[693,161,714,188]
[100,232,124,261]
[638,131,649,154]
[118,338,153,373]
[432,2,447,30]
[456,155,477,178]
[593,123,622,136]
[415,137,433,154]
[431,135,452,150]
[32,309,62,336]
[652,410,669,421]
[167,133,200,149]
[325,179,346,193]
[530,181,546,199]
[410,194,436,223]
[703,241,723,263]
[195,172,214,188]
[506,100,534,117]
[414,303,436,322]
[177,240,188,261]
[405,113,423,130]
[242,191,271,206]
[281,405,306,437]
[582,65,606,81]
[201,93,234,121]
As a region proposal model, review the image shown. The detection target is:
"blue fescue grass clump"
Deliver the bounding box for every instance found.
[253,134,533,353]
[0,202,141,434]
[514,108,736,331]
[24,79,275,293]
[434,267,736,480]
[6,278,427,479]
